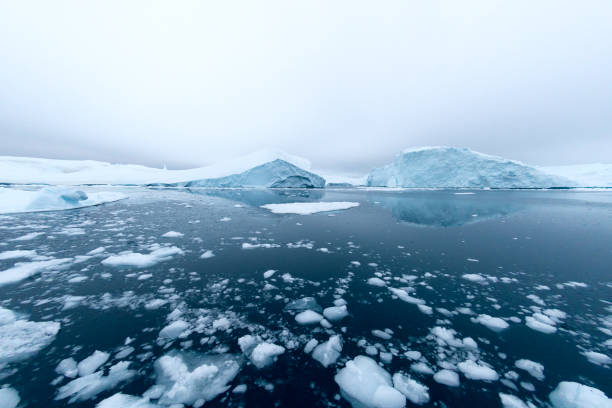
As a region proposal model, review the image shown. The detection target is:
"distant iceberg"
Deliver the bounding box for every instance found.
[539,163,612,187]
[0,149,325,188]
[367,147,571,188]
[171,159,325,188]
[0,187,126,214]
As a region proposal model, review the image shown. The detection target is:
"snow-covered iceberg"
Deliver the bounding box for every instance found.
[367,147,571,188]
[0,187,126,214]
[171,159,325,188]
[0,149,325,188]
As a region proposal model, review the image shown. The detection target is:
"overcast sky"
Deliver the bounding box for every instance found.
[1,1,611,174]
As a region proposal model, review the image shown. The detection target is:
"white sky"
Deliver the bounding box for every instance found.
[1,0,611,173]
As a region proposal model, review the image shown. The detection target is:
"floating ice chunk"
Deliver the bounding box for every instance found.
[249,343,285,369]
[295,310,324,325]
[161,231,183,238]
[410,362,434,375]
[263,269,276,279]
[515,359,545,381]
[0,387,20,408]
[56,361,136,403]
[499,393,531,408]
[232,384,247,394]
[417,304,433,315]
[241,242,280,249]
[96,393,158,408]
[159,320,189,340]
[323,305,348,322]
[404,351,422,361]
[312,335,342,368]
[0,258,72,287]
[581,351,611,366]
[334,355,406,408]
[388,287,425,305]
[200,250,215,259]
[153,352,241,406]
[562,281,588,288]
[102,246,183,268]
[212,317,231,332]
[462,274,488,283]
[525,316,557,334]
[56,358,79,378]
[0,187,126,214]
[457,360,499,381]
[284,297,322,312]
[526,294,545,306]
[0,315,60,363]
[372,329,392,340]
[304,339,319,354]
[367,277,386,287]
[549,381,611,408]
[78,351,110,377]
[87,247,106,255]
[472,314,509,332]
[0,250,36,260]
[145,299,167,310]
[0,307,17,325]
[433,369,460,387]
[261,201,359,215]
[392,373,430,405]
[11,232,45,241]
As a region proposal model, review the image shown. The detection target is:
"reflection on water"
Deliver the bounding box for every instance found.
[184,188,325,207]
[370,191,521,226]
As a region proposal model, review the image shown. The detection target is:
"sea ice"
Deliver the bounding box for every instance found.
[549,381,611,408]
[0,309,60,363]
[433,369,460,387]
[515,359,545,381]
[472,314,509,332]
[457,360,499,381]
[0,187,126,214]
[78,351,110,376]
[0,387,20,408]
[56,361,136,403]
[102,246,183,268]
[311,335,342,368]
[295,310,324,325]
[334,356,406,408]
[392,373,429,405]
[260,202,360,215]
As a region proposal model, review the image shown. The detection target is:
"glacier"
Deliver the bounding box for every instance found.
[367,147,571,188]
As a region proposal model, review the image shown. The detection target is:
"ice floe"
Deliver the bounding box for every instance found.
[102,246,184,268]
[0,308,60,363]
[549,381,611,408]
[311,335,342,367]
[260,201,360,215]
[0,387,20,408]
[0,187,126,214]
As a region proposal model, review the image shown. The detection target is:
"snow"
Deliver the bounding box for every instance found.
[392,373,429,405]
[97,393,158,408]
[0,388,20,408]
[0,308,60,363]
[334,355,406,408]
[56,361,136,403]
[322,305,349,322]
[260,201,360,215]
[540,163,612,187]
[457,360,499,381]
[472,314,510,332]
[77,350,110,376]
[102,246,184,268]
[153,352,241,406]
[367,147,570,188]
[311,335,342,368]
[433,369,460,387]
[0,187,126,214]
[549,381,611,408]
[0,258,72,287]
[0,149,321,186]
[249,342,285,369]
[515,359,545,381]
[295,310,324,325]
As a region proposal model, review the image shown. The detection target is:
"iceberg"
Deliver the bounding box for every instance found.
[0,187,126,214]
[367,147,570,188]
[539,163,612,187]
[0,149,325,188]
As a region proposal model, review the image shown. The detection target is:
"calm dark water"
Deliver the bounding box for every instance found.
[0,188,611,407]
